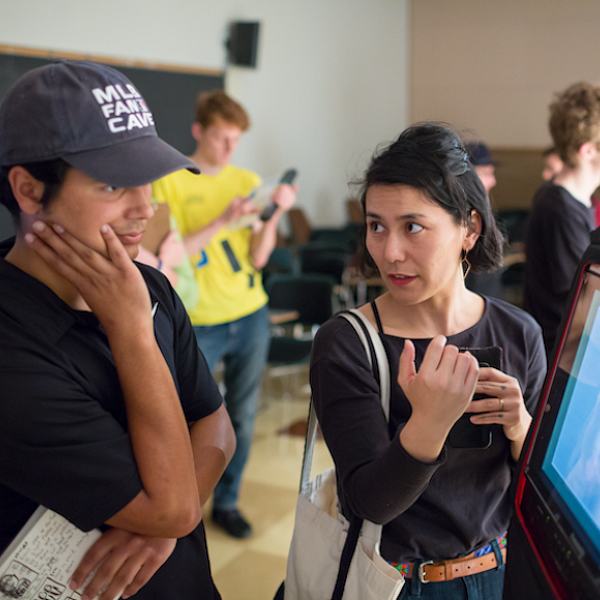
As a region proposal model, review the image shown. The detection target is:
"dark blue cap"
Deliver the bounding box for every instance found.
[0,60,199,187]
[465,142,494,167]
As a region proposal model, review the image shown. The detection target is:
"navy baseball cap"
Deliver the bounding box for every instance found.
[0,60,199,187]
[465,142,494,167]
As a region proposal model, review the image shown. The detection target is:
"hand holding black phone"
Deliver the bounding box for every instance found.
[448,347,502,449]
[260,168,297,221]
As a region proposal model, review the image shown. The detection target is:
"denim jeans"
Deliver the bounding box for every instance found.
[194,305,270,511]
[398,539,505,600]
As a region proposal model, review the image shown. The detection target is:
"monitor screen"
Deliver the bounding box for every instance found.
[520,264,600,600]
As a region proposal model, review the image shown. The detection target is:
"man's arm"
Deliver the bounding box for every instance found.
[249,184,297,269]
[27,222,201,539]
[190,403,237,505]
[70,406,235,600]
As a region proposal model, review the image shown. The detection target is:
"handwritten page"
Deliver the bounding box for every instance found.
[0,507,103,600]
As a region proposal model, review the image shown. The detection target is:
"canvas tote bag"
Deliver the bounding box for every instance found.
[282,309,405,600]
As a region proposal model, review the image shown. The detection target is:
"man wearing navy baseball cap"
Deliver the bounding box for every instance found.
[0,60,235,600]
[465,141,497,194]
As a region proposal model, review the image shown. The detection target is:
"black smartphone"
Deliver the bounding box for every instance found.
[260,168,298,221]
[448,346,502,449]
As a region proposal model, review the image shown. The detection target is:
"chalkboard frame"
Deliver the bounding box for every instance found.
[0,44,225,239]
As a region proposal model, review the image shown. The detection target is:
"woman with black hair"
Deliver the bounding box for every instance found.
[310,124,547,599]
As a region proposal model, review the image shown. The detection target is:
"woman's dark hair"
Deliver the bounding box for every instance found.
[355,123,504,276]
[0,158,71,229]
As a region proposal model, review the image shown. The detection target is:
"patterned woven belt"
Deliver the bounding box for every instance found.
[390,532,507,584]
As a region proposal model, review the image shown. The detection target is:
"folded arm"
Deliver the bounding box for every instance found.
[70,405,235,600]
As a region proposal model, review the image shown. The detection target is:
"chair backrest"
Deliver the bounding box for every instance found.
[288,208,312,244]
[263,246,296,289]
[266,273,336,326]
[298,243,349,283]
[496,209,530,246]
[347,198,363,224]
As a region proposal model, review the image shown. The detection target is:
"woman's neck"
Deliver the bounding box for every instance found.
[371,285,485,339]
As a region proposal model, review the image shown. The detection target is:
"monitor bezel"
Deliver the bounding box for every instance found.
[516,262,600,599]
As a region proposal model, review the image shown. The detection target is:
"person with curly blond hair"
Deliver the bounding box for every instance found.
[524,82,600,357]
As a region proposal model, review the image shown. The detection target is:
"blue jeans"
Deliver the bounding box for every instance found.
[193,305,270,511]
[398,540,505,600]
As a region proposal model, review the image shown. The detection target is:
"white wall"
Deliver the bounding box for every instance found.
[411,0,600,148]
[0,0,410,226]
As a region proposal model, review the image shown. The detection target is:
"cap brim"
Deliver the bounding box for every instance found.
[63,134,199,187]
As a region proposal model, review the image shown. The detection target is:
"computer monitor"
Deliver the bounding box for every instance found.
[517,246,600,600]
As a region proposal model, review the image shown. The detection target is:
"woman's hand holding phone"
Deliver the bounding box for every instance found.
[466,367,531,448]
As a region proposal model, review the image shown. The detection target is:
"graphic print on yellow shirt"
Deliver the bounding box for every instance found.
[153,165,268,326]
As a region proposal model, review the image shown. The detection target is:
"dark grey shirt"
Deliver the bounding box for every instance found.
[311,298,546,563]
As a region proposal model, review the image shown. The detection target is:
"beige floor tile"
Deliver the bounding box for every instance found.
[250,509,297,558]
[238,480,299,535]
[205,529,248,573]
[212,550,286,600]
[243,435,306,489]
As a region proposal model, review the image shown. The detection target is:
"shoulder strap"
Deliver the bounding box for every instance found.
[300,309,391,491]
[370,299,385,334]
[341,309,391,421]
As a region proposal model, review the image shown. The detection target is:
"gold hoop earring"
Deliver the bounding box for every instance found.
[461,249,471,281]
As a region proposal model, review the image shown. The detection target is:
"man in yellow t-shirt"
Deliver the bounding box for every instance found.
[153,90,295,538]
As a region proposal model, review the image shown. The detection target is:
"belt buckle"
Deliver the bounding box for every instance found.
[418,560,433,584]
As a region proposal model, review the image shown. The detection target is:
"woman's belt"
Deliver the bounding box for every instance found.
[390,532,507,584]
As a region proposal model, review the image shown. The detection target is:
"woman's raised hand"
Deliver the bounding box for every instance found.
[398,335,479,462]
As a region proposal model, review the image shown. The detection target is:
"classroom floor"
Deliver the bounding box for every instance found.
[205,366,334,600]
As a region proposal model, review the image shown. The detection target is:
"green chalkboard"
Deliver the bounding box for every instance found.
[0,50,224,239]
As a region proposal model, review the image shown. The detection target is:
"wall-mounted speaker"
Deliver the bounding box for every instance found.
[226,21,260,68]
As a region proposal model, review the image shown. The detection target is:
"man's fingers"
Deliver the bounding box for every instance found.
[27,221,111,281]
[70,544,111,593]
[119,554,165,599]
[82,539,142,600]
[25,223,94,278]
[100,225,137,270]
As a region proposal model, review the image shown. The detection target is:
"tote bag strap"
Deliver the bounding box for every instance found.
[300,309,391,490]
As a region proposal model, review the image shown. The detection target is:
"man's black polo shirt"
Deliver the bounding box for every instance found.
[0,237,223,599]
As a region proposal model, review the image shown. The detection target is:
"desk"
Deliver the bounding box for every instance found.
[503,251,526,268]
[269,309,300,325]
[338,269,385,307]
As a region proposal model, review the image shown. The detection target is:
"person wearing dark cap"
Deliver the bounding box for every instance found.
[466,141,497,194]
[0,60,235,600]
[463,141,503,299]
[541,146,564,182]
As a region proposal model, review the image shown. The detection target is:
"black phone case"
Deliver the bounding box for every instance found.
[448,346,502,449]
[259,169,297,221]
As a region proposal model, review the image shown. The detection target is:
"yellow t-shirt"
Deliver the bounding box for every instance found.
[152,165,268,326]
